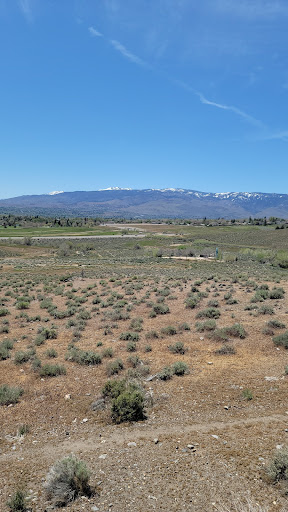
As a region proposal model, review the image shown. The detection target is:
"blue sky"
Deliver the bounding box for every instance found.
[1,0,288,198]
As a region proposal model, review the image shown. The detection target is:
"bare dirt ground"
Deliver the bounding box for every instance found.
[1,270,288,511]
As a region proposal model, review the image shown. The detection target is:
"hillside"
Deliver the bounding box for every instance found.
[0,189,288,218]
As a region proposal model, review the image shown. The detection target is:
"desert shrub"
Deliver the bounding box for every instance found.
[273,331,288,349]
[168,341,187,354]
[178,322,190,331]
[111,389,145,423]
[244,304,258,311]
[152,303,170,315]
[18,424,30,436]
[161,325,177,336]
[120,331,139,341]
[196,308,221,319]
[45,348,58,358]
[34,334,46,346]
[172,361,188,376]
[145,330,159,339]
[6,489,28,511]
[268,319,286,329]
[242,388,253,400]
[31,357,42,372]
[144,344,152,352]
[210,328,229,342]
[106,358,124,376]
[185,296,199,309]
[0,339,14,360]
[2,339,14,350]
[226,297,238,305]
[266,448,288,484]
[158,366,173,380]
[207,299,219,308]
[195,319,216,332]
[16,301,30,310]
[76,309,91,320]
[105,309,130,321]
[250,290,268,303]
[127,355,140,367]
[0,384,23,405]
[0,307,9,317]
[44,455,91,507]
[258,305,274,315]
[38,327,57,339]
[101,347,114,358]
[215,344,236,355]
[0,344,10,360]
[39,364,66,377]
[126,341,137,352]
[66,347,102,366]
[223,323,247,339]
[262,326,274,336]
[102,379,126,399]
[14,349,35,365]
[129,317,143,332]
[269,287,285,299]
[128,365,150,378]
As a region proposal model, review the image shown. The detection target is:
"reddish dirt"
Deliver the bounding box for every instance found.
[1,276,288,511]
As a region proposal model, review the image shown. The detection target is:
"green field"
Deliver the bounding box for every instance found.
[0,226,125,237]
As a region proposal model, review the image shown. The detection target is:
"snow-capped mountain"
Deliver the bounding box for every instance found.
[0,189,287,218]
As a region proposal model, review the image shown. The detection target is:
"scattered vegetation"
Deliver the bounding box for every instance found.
[44,455,92,507]
[0,384,24,405]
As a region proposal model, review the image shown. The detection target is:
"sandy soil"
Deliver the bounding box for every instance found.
[1,277,288,511]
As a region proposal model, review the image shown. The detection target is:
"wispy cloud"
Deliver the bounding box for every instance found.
[172,78,263,128]
[110,39,148,67]
[196,91,264,127]
[18,0,33,22]
[259,130,288,141]
[88,26,103,38]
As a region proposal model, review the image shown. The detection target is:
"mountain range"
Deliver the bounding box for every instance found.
[0,189,288,219]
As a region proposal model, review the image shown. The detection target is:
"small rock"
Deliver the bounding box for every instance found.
[82,418,88,423]
[91,399,106,411]
[127,442,137,447]
[64,394,71,400]
[207,361,213,365]
[187,444,194,450]
[224,406,229,410]
[91,507,99,511]
[154,438,159,444]
[276,444,283,450]
[211,435,219,440]
[145,374,158,382]
[99,454,107,459]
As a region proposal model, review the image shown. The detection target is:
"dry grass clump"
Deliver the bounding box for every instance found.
[44,455,92,507]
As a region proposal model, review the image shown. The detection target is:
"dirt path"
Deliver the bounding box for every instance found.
[1,412,286,464]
